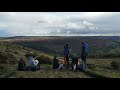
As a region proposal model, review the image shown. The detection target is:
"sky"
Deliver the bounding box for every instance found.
[0,12,120,37]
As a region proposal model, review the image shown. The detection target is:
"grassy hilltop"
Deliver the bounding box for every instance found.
[0,36,120,78]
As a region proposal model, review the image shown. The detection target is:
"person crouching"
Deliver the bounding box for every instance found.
[71,53,79,71]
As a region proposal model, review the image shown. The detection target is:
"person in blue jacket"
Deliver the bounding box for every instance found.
[81,41,89,71]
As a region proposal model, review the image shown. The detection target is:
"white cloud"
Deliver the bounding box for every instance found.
[0,12,120,36]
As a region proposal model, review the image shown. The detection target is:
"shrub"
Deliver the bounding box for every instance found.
[0,52,18,64]
[9,60,18,65]
[36,55,52,64]
[111,61,120,69]
[14,51,19,54]
[25,52,38,58]
[0,64,5,69]
[5,47,12,52]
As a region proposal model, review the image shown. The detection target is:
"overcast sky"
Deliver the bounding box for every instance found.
[0,12,120,37]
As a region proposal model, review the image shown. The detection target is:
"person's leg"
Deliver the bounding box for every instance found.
[34,66,37,71]
[82,60,85,71]
[58,64,60,70]
[61,64,63,69]
[66,56,68,68]
[73,64,76,71]
[71,61,73,70]
[64,56,67,66]
[37,64,40,70]
[66,55,69,68]
[58,64,63,69]
[85,59,87,71]
[76,59,78,70]
[31,65,37,71]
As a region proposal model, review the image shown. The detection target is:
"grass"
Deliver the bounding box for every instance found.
[0,39,120,78]
[0,58,120,78]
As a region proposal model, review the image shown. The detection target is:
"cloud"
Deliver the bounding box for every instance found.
[0,12,120,36]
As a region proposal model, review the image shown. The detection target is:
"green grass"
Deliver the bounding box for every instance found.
[0,38,120,78]
[0,59,120,78]
[0,42,54,65]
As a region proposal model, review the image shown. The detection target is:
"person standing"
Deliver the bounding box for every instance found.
[65,44,70,69]
[63,45,67,66]
[81,41,89,71]
[68,46,72,58]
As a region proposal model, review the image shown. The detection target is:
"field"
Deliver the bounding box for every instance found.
[0,59,120,78]
[0,36,120,78]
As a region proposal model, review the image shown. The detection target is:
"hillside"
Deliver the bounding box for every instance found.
[0,42,54,77]
[0,39,120,78]
[1,58,120,78]
[3,36,120,58]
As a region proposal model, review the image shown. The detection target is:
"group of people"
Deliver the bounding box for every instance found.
[18,56,40,71]
[53,41,89,71]
[18,41,89,72]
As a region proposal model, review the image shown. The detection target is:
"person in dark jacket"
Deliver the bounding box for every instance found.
[71,53,79,71]
[18,58,26,71]
[53,56,59,69]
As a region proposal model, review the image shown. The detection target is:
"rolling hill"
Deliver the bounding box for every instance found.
[0,36,120,78]
[2,36,119,58]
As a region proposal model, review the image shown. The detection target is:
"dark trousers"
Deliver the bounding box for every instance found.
[82,60,87,71]
[82,56,87,71]
[66,55,69,68]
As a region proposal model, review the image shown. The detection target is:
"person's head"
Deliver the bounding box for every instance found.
[66,43,69,47]
[66,43,69,49]
[82,41,85,45]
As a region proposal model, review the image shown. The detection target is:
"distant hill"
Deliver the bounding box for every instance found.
[0,36,120,58]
